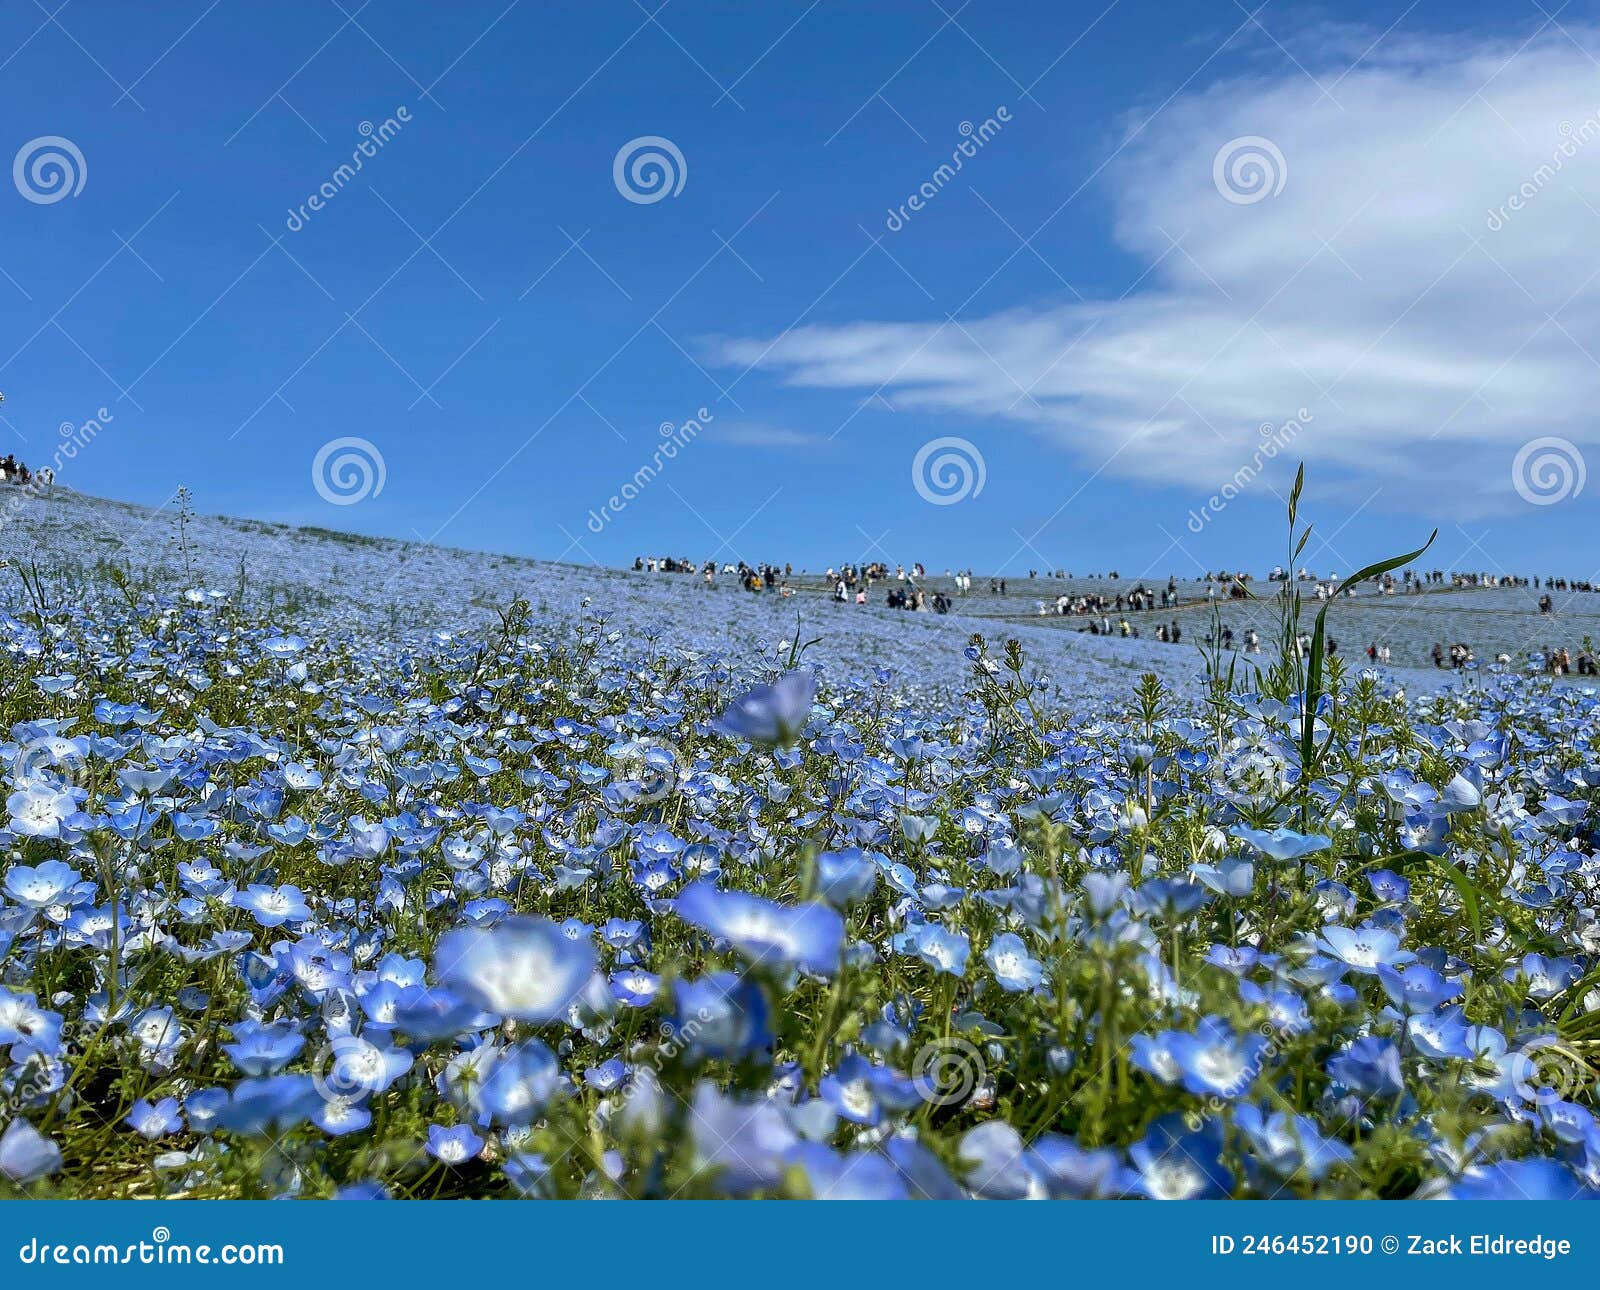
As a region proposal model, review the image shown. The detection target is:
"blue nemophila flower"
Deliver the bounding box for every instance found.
[1316,924,1415,975]
[1439,772,1483,814]
[426,1123,484,1165]
[815,848,878,907]
[1081,870,1130,917]
[881,1136,964,1199]
[313,1100,374,1137]
[893,922,970,977]
[959,1121,1036,1199]
[233,883,311,929]
[1398,808,1450,855]
[213,1076,322,1135]
[325,1035,413,1096]
[1165,1016,1269,1099]
[1193,857,1255,898]
[819,1053,919,1126]
[472,1042,563,1125]
[0,1118,61,1183]
[716,670,815,745]
[124,1097,183,1139]
[1328,1035,1404,1098]
[673,881,843,977]
[1133,877,1208,919]
[1234,826,1332,862]
[434,917,598,1023]
[222,1019,306,1076]
[1377,962,1462,1013]
[1506,953,1582,1000]
[1026,1134,1130,1198]
[3,860,83,909]
[792,1142,911,1200]
[608,969,662,1009]
[686,1083,799,1194]
[598,918,647,952]
[673,972,771,1061]
[1446,1158,1595,1200]
[1366,869,1411,903]
[984,932,1044,993]
[1234,1105,1352,1182]
[1129,1114,1232,1199]
[0,989,63,1054]
[5,786,81,839]
[584,1058,628,1092]
[1407,1006,1474,1061]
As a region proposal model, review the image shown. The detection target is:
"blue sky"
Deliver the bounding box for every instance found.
[3,0,1599,578]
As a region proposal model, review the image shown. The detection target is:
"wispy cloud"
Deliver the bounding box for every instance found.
[716,26,1600,516]
[703,421,835,451]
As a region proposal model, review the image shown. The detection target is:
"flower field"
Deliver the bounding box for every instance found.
[1,489,1597,1200]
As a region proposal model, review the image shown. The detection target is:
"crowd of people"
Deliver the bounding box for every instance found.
[624,553,1600,674]
[1530,646,1598,675]
[1,454,38,484]
[1037,579,1184,619]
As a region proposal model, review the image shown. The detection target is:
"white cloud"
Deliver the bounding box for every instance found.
[717,28,1600,515]
[703,421,834,451]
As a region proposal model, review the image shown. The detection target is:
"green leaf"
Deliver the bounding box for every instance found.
[1298,527,1436,823]
[1425,855,1482,944]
